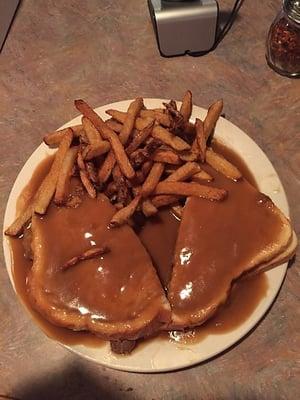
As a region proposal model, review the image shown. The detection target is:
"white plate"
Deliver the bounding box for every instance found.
[3,99,289,373]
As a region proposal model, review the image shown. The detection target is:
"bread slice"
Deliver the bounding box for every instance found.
[28,194,170,340]
[167,178,295,330]
[244,230,297,278]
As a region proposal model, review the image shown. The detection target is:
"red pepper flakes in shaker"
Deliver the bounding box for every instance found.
[266,0,300,78]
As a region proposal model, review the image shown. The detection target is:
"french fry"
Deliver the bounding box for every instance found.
[190,118,206,162]
[141,162,164,197]
[34,129,73,214]
[100,132,135,179]
[204,99,223,140]
[106,109,153,131]
[77,152,97,198]
[79,170,96,198]
[110,195,141,227]
[5,205,34,236]
[152,149,181,165]
[85,162,98,184]
[61,246,110,271]
[82,116,103,144]
[54,146,79,205]
[119,98,144,144]
[142,199,158,217]
[192,170,214,183]
[126,120,154,155]
[206,148,242,181]
[98,150,116,183]
[135,117,154,131]
[152,125,190,151]
[105,118,123,133]
[164,162,200,182]
[43,125,84,147]
[153,181,227,201]
[151,194,181,208]
[82,142,111,160]
[140,110,171,127]
[74,100,135,180]
[178,151,198,162]
[180,90,192,122]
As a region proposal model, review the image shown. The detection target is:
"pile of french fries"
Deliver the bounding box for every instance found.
[5,91,242,236]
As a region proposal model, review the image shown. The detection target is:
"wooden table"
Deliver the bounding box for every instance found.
[0,1,299,398]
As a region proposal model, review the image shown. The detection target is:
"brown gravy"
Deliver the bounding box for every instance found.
[8,143,268,348]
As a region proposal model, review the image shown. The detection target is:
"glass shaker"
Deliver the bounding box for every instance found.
[266,0,300,77]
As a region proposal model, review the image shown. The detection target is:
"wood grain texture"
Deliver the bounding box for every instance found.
[0,0,299,398]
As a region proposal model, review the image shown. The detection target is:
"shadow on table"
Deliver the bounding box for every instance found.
[5,363,135,400]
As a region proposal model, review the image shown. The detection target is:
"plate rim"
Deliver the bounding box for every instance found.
[2,98,289,373]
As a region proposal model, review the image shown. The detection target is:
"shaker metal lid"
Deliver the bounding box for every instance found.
[284,0,300,23]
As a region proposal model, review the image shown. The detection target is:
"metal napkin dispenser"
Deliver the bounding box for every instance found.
[148,0,218,56]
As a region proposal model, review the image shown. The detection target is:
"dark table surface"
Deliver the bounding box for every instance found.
[0,1,299,399]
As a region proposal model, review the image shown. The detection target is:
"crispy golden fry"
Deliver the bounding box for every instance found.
[34,129,73,214]
[192,170,214,183]
[151,194,181,208]
[5,205,34,236]
[82,141,111,160]
[110,195,141,227]
[86,162,98,183]
[142,199,158,217]
[102,131,135,179]
[196,118,206,162]
[77,152,97,198]
[153,181,227,201]
[135,117,154,131]
[171,205,183,219]
[206,148,242,181]
[105,118,123,133]
[141,162,164,197]
[106,109,153,131]
[61,246,110,270]
[204,99,223,140]
[190,118,206,162]
[43,125,84,147]
[164,162,200,182]
[77,150,85,170]
[126,121,155,155]
[75,100,135,180]
[82,116,103,144]
[140,110,171,127]
[152,148,181,165]
[152,125,190,151]
[180,90,192,122]
[54,146,79,205]
[119,98,144,144]
[79,170,96,198]
[178,151,198,162]
[98,150,116,183]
